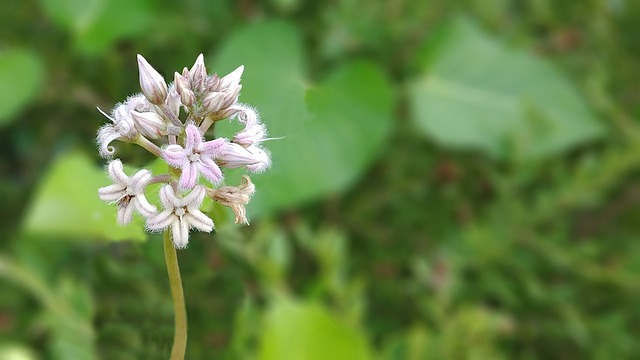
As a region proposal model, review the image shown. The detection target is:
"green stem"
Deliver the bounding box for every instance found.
[164,231,188,359]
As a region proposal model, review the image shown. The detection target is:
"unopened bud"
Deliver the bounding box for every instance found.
[209,175,255,224]
[174,72,195,107]
[137,54,168,105]
[189,53,207,91]
[220,65,244,90]
[130,110,167,139]
[202,91,225,113]
[222,85,242,108]
[217,143,270,171]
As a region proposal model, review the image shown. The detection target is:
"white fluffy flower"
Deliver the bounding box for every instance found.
[98,159,157,224]
[146,185,214,248]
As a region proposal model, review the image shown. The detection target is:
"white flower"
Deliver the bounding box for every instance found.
[146,185,214,249]
[98,159,157,224]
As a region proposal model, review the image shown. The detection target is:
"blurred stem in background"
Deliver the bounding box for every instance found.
[163,231,187,359]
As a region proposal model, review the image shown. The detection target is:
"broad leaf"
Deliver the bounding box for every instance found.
[211,21,394,216]
[0,49,44,124]
[22,151,147,242]
[259,297,371,360]
[409,17,605,161]
[40,0,154,54]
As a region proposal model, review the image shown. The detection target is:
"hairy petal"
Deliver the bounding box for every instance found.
[184,124,202,151]
[172,218,190,249]
[163,145,188,167]
[197,157,223,185]
[117,200,136,225]
[184,210,213,232]
[201,137,227,156]
[98,184,126,202]
[147,210,176,231]
[179,162,198,190]
[107,159,129,185]
[134,195,157,218]
[182,185,206,208]
[97,125,121,158]
[159,184,181,210]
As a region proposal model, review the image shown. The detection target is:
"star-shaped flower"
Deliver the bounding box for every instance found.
[98,159,157,224]
[146,185,213,248]
[162,123,227,189]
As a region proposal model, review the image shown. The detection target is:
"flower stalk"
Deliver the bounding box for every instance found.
[163,230,187,359]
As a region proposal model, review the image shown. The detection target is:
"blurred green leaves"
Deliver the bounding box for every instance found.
[0,49,44,125]
[259,297,371,360]
[410,17,605,161]
[22,151,146,242]
[212,21,394,216]
[40,0,154,54]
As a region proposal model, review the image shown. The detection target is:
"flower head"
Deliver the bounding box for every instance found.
[147,185,213,248]
[98,159,157,224]
[162,123,228,189]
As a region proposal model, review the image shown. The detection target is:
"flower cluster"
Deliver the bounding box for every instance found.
[97,54,270,248]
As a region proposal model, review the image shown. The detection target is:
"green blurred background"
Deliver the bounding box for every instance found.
[2,0,640,359]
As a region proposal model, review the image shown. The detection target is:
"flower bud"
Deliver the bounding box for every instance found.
[222,85,242,108]
[130,110,167,139]
[209,175,255,224]
[189,53,207,91]
[174,72,195,107]
[201,91,225,113]
[217,143,270,171]
[137,54,168,105]
[220,65,244,90]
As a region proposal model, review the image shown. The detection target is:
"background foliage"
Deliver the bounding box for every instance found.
[1,0,640,359]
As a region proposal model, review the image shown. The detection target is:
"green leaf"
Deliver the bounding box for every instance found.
[211,21,394,216]
[39,0,154,54]
[22,151,147,242]
[409,17,605,161]
[259,297,371,360]
[0,49,44,125]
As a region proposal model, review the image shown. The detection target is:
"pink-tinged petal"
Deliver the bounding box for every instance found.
[163,144,188,167]
[200,137,227,156]
[236,106,258,126]
[217,142,259,169]
[134,195,157,218]
[98,184,126,201]
[245,146,271,173]
[108,159,129,185]
[178,162,198,190]
[184,210,213,232]
[146,210,176,231]
[117,201,136,225]
[233,123,265,147]
[184,124,202,151]
[159,184,181,210]
[172,218,190,249]
[197,158,223,185]
[181,185,206,208]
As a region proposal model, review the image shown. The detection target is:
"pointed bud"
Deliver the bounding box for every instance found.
[189,53,207,91]
[201,91,225,113]
[174,72,195,107]
[130,110,167,139]
[137,54,168,105]
[222,85,242,108]
[220,65,244,90]
[209,175,255,225]
[217,143,269,170]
